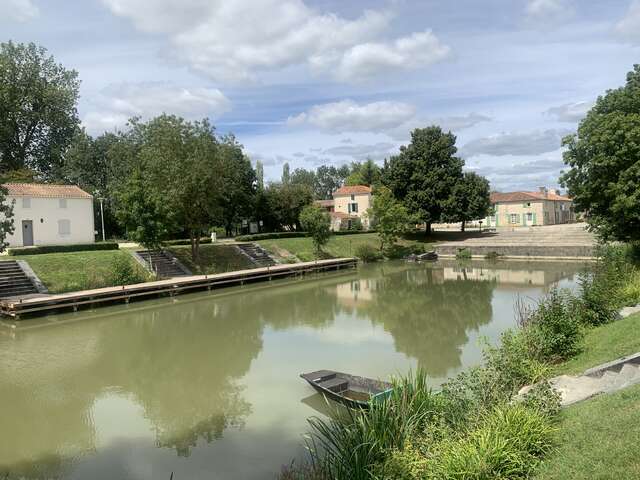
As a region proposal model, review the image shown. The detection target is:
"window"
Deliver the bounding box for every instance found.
[527,212,533,221]
[59,198,67,209]
[22,197,31,208]
[350,194,355,201]
[348,202,358,213]
[58,219,71,236]
[510,214,519,224]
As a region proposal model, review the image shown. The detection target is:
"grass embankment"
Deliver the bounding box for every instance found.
[259,233,433,262]
[534,312,640,480]
[169,244,254,274]
[2,250,142,293]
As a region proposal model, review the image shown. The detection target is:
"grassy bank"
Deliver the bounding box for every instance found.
[169,244,254,274]
[2,250,145,293]
[259,232,433,262]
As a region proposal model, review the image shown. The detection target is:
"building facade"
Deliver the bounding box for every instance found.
[315,185,373,231]
[2,183,95,247]
[484,188,575,228]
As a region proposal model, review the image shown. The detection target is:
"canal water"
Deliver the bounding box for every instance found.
[0,259,586,479]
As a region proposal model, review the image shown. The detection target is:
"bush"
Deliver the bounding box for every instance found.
[333,229,376,236]
[164,237,212,246]
[621,269,640,306]
[108,254,149,286]
[354,243,382,262]
[525,288,584,362]
[484,251,502,260]
[8,242,119,255]
[455,248,472,260]
[236,231,308,241]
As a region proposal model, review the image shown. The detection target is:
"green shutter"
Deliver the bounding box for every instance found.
[521,213,525,226]
[532,212,537,225]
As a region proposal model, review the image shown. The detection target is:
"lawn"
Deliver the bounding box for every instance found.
[535,382,640,480]
[258,232,434,262]
[169,244,254,274]
[3,250,140,293]
[554,312,640,375]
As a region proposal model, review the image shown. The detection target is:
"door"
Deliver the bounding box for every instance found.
[22,220,34,246]
[525,212,534,226]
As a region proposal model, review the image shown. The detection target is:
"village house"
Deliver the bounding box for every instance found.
[484,187,575,228]
[315,185,373,231]
[2,183,95,247]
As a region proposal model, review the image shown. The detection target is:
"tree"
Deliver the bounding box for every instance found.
[345,158,381,186]
[383,127,464,234]
[561,64,640,241]
[0,41,80,179]
[290,167,317,191]
[299,204,331,254]
[367,186,411,251]
[264,182,313,230]
[315,165,345,199]
[281,162,291,184]
[255,159,264,190]
[443,172,491,231]
[0,185,14,252]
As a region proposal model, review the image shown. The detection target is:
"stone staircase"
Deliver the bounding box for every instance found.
[0,260,40,298]
[236,243,276,267]
[134,250,192,278]
[436,223,597,258]
[519,352,640,406]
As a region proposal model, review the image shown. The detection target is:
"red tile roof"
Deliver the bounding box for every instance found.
[333,185,372,196]
[490,191,571,203]
[3,183,93,199]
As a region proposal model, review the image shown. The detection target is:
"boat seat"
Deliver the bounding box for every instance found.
[307,370,336,383]
[319,377,348,393]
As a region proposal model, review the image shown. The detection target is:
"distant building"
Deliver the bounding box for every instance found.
[314,185,373,231]
[484,187,575,228]
[2,183,95,247]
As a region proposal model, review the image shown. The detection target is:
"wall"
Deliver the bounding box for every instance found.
[333,193,372,228]
[485,200,575,227]
[4,196,95,247]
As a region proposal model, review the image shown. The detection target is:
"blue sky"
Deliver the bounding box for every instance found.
[2,0,639,190]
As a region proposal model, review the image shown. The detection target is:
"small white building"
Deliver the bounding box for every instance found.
[314,185,374,231]
[2,183,95,247]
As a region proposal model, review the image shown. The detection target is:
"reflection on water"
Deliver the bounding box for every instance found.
[0,259,585,479]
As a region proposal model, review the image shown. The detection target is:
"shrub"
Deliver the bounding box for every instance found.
[455,248,472,260]
[236,231,308,241]
[164,237,212,246]
[484,251,502,260]
[525,288,583,363]
[299,205,332,254]
[8,242,119,255]
[108,254,149,286]
[354,243,382,262]
[621,269,640,306]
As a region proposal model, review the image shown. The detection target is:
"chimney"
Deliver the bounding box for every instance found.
[538,186,548,197]
[555,189,561,196]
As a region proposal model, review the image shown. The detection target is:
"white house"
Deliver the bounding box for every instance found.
[314,185,373,231]
[2,183,95,247]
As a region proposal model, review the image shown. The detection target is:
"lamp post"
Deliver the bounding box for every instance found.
[98,197,106,242]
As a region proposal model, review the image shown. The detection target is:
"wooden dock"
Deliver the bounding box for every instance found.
[0,258,358,319]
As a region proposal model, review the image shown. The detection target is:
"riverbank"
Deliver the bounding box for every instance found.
[283,244,640,479]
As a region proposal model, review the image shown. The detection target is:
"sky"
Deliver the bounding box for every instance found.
[2,0,639,191]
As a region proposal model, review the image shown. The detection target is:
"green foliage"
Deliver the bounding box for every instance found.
[383,126,464,233]
[525,289,584,362]
[0,41,80,179]
[345,159,381,187]
[282,162,291,184]
[299,205,332,253]
[561,65,640,241]
[484,251,502,260]
[164,237,213,246]
[0,184,14,252]
[262,182,314,231]
[354,243,382,262]
[455,248,472,260]
[368,186,411,251]
[236,231,308,241]
[443,171,491,232]
[108,254,149,286]
[7,242,119,255]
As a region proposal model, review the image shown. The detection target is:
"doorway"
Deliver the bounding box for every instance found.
[22,220,34,246]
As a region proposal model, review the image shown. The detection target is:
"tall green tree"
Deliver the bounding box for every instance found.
[383,126,464,234]
[219,138,256,237]
[265,182,313,230]
[367,186,411,251]
[290,167,317,191]
[0,185,14,252]
[255,159,264,190]
[562,64,640,241]
[281,162,291,184]
[315,165,346,199]
[0,41,80,179]
[345,158,381,186]
[299,204,331,254]
[444,171,491,232]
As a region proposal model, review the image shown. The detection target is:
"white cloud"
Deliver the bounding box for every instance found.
[461,129,569,157]
[525,0,574,25]
[288,100,416,133]
[101,0,449,83]
[387,112,491,141]
[0,0,39,22]
[323,142,397,161]
[544,101,592,122]
[82,82,231,134]
[615,0,640,44]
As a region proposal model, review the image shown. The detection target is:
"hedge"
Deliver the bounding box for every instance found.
[7,242,120,256]
[164,237,212,246]
[236,230,377,241]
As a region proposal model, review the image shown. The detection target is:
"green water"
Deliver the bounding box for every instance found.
[0,259,585,479]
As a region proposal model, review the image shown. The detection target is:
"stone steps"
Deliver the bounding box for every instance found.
[0,260,40,298]
[135,250,192,278]
[236,243,276,267]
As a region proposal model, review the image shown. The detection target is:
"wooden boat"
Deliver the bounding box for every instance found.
[406,251,438,262]
[300,370,394,409]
